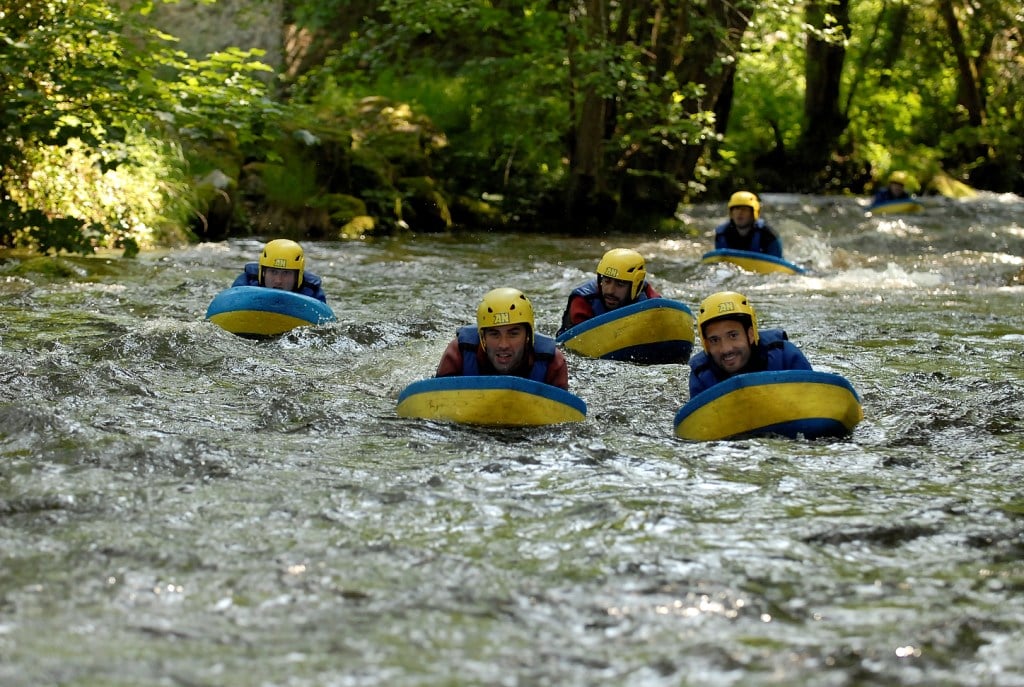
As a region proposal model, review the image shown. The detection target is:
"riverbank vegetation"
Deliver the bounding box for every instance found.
[2,0,1021,254]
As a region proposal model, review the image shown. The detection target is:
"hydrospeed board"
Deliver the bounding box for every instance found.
[866,198,924,215]
[674,370,863,441]
[701,249,806,275]
[396,376,587,426]
[555,298,695,364]
[206,286,336,337]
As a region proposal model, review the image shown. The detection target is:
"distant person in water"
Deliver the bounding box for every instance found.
[873,171,913,204]
[688,291,811,398]
[436,287,569,390]
[714,191,783,258]
[557,248,661,335]
[233,239,327,303]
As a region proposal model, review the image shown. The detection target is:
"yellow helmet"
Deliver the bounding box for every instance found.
[477,288,535,343]
[728,191,761,220]
[697,291,759,345]
[259,239,305,286]
[888,170,908,185]
[596,248,647,301]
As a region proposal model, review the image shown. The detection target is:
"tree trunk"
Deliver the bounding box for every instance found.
[565,0,613,228]
[668,1,750,184]
[618,0,752,217]
[564,0,755,224]
[795,0,851,182]
[937,0,984,127]
[877,3,910,88]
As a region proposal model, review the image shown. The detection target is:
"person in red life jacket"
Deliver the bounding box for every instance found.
[232,239,327,303]
[557,248,661,335]
[436,288,570,390]
[688,291,811,398]
[714,191,783,258]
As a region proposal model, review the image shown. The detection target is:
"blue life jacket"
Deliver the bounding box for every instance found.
[456,326,556,382]
[873,188,912,204]
[232,263,328,303]
[688,329,812,397]
[559,279,655,332]
[714,219,782,257]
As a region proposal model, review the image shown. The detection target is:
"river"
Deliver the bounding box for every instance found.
[1,194,1022,686]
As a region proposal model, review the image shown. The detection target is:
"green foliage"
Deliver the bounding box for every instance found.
[0,198,103,255]
[4,0,1021,249]
[259,157,321,208]
[0,0,282,254]
[717,0,1024,193]
[291,0,571,207]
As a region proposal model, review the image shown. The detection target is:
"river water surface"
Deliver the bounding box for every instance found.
[1,195,1023,686]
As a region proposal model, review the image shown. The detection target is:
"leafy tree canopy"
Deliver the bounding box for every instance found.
[0,0,281,254]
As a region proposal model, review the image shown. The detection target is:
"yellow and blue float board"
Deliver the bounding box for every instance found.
[701,249,806,275]
[396,376,587,426]
[206,286,336,337]
[674,370,863,441]
[866,199,924,215]
[555,298,695,364]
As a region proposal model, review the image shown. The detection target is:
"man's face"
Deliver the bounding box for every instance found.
[263,267,299,291]
[599,277,633,310]
[482,324,529,373]
[729,206,755,233]
[703,318,755,374]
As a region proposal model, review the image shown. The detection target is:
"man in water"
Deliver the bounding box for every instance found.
[233,239,327,303]
[688,291,811,397]
[557,248,661,335]
[714,191,783,258]
[436,287,569,390]
[873,171,913,204]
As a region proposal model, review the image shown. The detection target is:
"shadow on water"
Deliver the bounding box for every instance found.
[1,194,1023,686]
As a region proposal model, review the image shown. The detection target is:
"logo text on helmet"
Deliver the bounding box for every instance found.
[604,267,620,278]
[273,258,288,268]
[491,313,510,325]
[717,301,736,314]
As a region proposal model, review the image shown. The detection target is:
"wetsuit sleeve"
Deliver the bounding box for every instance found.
[435,338,465,377]
[544,350,570,390]
[566,296,595,328]
[231,273,249,288]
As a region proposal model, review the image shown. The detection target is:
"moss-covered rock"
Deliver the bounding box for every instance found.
[449,194,503,229]
[316,193,367,220]
[339,215,377,239]
[8,256,111,278]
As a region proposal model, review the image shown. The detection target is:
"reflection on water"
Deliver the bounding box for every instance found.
[1,195,1023,686]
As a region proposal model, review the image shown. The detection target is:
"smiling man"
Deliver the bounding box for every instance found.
[687,291,812,398]
[436,288,569,390]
